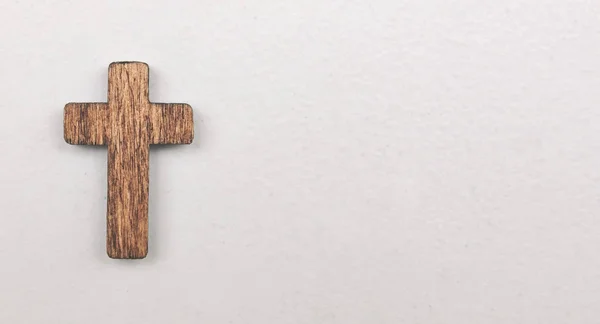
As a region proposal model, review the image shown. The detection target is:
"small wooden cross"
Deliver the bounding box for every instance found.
[64,62,194,259]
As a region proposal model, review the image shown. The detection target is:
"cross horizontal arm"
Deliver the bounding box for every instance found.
[149,103,194,144]
[64,103,109,145]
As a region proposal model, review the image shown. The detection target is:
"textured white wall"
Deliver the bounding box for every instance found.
[1,0,600,323]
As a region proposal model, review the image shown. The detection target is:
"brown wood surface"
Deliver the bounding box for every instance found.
[64,62,194,259]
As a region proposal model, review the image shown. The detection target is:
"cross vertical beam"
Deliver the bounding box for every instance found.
[107,62,150,259]
[64,62,194,259]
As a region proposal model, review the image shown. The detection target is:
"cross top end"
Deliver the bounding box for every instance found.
[109,61,150,103]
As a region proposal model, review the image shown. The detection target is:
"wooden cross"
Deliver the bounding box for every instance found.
[64,62,194,259]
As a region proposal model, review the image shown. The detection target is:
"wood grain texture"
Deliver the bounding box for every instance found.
[64,62,194,259]
[64,103,109,145]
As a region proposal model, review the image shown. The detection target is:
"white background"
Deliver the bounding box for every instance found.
[1,0,600,323]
